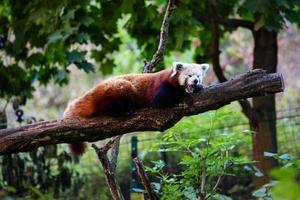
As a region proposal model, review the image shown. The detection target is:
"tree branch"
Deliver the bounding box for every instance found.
[109,136,122,173]
[134,158,159,200]
[92,142,125,200]
[190,3,253,30]
[0,69,284,155]
[209,0,227,83]
[218,18,254,30]
[143,0,175,73]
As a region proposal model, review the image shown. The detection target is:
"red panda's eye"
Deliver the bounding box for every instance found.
[188,75,192,77]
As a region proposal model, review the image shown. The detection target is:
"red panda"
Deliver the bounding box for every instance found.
[64,62,209,155]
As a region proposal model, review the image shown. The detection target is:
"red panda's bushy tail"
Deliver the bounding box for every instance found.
[68,142,87,156]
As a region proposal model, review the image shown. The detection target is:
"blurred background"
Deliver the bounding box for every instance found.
[0,0,300,199]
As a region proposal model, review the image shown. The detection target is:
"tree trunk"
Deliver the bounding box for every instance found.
[252,28,278,188]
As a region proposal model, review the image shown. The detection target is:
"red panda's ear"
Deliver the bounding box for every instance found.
[171,62,183,77]
[199,64,209,75]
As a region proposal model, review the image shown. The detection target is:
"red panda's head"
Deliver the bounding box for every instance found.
[171,62,210,94]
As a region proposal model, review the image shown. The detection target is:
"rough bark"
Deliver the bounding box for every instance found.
[109,136,122,173]
[0,69,284,155]
[252,28,278,188]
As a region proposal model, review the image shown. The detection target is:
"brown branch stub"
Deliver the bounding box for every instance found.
[134,157,159,200]
[0,69,284,155]
[143,0,175,73]
[96,137,116,153]
[109,135,122,173]
[92,143,125,200]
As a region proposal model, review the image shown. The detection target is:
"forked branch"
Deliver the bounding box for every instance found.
[143,0,175,73]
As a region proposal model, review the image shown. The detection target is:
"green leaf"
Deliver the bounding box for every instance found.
[270,167,300,199]
[264,152,277,158]
[151,182,161,191]
[253,166,264,177]
[155,0,167,5]
[27,53,44,66]
[279,154,291,161]
[254,16,265,31]
[79,16,95,27]
[242,130,253,134]
[271,167,296,181]
[66,50,86,63]
[62,8,78,20]
[252,187,267,198]
[74,61,94,73]
[100,59,114,75]
[213,193,233,200]
[76,33,89,43]
[285,9,300,24]
[48,32,63,43]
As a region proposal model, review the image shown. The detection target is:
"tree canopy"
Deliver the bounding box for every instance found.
[0,0,299,99]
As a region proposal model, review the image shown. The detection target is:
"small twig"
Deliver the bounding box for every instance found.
[143,0,175,73]
[200,164,206,199]
[92,142,125,200]
[205,150,227,200]
[199,111,217,199]
[133,157,159,200]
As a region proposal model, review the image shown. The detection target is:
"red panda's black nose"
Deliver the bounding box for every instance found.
[193,79,198,84]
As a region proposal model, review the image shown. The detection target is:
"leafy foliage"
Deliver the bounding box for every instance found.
[1,0,300,100]
[252,152,300,200]
[145,110,252,199]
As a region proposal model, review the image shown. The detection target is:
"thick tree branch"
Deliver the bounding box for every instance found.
[218,18,254,30]
[190,3,253,30]
[0,69,284,155]
[209,0,254,120]
[134,158,159,200]
[143,0,175,73]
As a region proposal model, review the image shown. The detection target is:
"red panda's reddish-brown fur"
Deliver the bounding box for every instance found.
[64,68,180,118]
[64,68,182,155]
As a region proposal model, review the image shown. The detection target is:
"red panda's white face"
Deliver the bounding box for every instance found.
[171,62,209,94]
